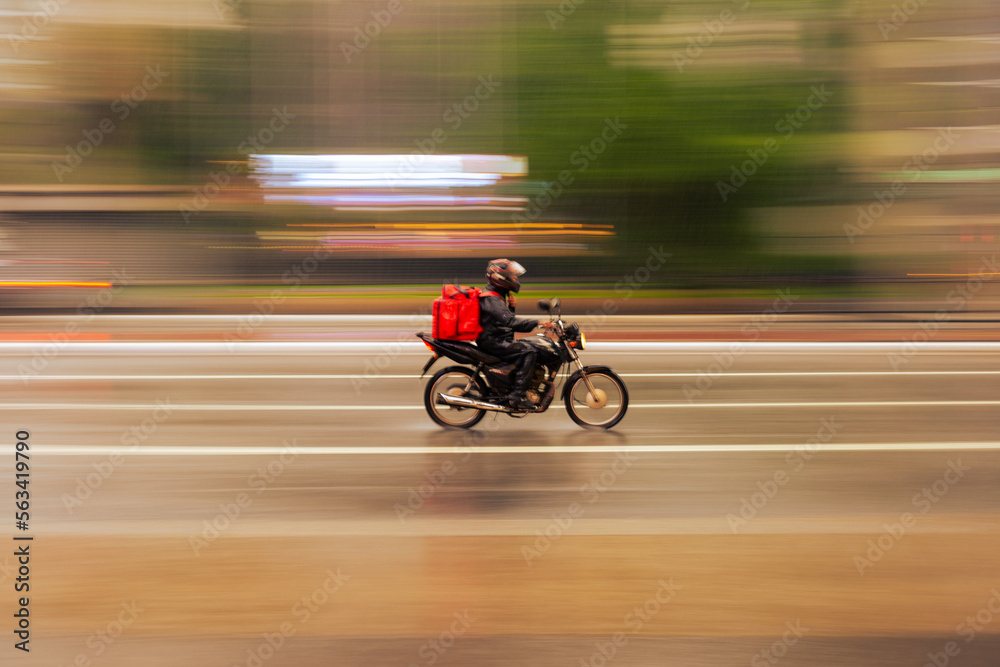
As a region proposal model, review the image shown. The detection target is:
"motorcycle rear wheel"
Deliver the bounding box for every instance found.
[424,366,489,429]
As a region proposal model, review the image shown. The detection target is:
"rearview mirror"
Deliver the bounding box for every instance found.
[550,297,561,313]
[537,299,551,312]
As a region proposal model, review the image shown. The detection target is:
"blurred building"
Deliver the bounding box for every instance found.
[1,0,999,299]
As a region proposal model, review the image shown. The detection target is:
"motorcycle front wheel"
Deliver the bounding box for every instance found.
[424,366,488,429]
[564,369,629,429]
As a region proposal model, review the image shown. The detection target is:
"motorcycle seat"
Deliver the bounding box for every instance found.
[460,345,502,366]
[417,332,502,366]
[440,339,501,366]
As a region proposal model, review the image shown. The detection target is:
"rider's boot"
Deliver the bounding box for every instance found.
[506,370,535,411]
[506,392,534,411]
[505,347,537,411]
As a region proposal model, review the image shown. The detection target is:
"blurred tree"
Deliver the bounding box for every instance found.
[500,0,849,282]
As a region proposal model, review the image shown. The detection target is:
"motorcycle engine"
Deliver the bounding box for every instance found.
[531,377,556,409]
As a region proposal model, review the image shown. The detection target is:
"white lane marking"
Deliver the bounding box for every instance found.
[1,341,1000,354]
[7,313,1000,323]
[0,374,426,381]
[0,404,424,410]
[622,370,1000,377]
[0,313,930,322]
[3,400,1000,410]
[588,342,1000,352]
[33,442,1000,456]
[641,401,1000,408]
[3,370,1000,381]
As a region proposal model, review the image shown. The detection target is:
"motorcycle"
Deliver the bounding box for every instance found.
[416,298,629,429]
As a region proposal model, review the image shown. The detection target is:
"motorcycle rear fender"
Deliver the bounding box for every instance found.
[420,355,439,378]
[416,332,484,367]
[417,332,476,368]
[561,365,615,400]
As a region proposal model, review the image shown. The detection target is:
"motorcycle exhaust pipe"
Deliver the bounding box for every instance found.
[436,393,510,412]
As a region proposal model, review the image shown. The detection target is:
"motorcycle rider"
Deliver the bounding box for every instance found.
[478,258,553,410]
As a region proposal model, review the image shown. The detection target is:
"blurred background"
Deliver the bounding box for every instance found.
[5,3,1000,666]
[1,0,998,309]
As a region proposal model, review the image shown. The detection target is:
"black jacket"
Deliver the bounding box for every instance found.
[477,290,538,346]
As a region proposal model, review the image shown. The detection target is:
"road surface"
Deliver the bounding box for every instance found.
[1,316,998,666]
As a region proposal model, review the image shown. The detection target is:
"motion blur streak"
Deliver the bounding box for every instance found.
[10,327,1000,665]
[3,0,1000,665]
[34,443,1000,457]
[0,281,111,287]
[1,0,999,292]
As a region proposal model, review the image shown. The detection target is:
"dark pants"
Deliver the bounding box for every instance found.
[478,338,537,394]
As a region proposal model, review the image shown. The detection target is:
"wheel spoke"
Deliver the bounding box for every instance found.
[425,368,487,429]
[565,370,628,429]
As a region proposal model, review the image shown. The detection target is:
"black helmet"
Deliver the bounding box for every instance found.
[486,258,526,293]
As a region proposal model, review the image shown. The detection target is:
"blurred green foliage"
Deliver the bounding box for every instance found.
[54,0,856,284]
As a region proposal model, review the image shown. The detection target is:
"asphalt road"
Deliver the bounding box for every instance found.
[2,317,999,666]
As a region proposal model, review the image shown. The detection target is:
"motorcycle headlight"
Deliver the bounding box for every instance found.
[565,323,584,349]
[579,333,586,350]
